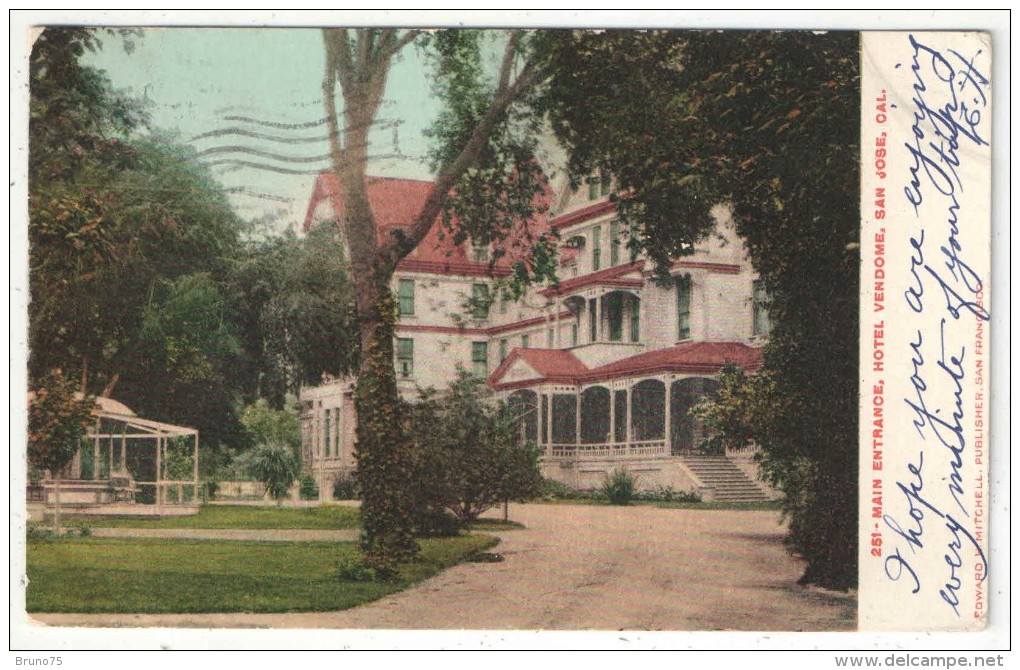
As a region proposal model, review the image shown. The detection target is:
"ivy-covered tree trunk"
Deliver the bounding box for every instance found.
[352,281,418,571]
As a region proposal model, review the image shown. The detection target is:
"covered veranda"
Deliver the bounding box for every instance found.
[493,341,762,461]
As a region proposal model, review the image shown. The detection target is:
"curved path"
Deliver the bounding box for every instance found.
[31,504,856,631]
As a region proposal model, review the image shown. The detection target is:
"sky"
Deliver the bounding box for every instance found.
[84,28,444,232]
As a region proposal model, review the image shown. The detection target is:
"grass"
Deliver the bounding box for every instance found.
[62,504,361,530]
[26,534,498,613]
[466,518,525,531]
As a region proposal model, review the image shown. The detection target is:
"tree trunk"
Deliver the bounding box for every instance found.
[352,277,418,573]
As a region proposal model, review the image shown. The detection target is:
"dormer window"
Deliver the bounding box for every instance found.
[470,243,488,263]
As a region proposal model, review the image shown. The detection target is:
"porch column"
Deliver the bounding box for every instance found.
[609,389,616,445]
[575,389,581,446]
[120,434,126,473]
[535,391,544,451]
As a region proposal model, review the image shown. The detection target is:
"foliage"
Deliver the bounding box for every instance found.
[29,29,251,467]
[407,372,545,533]
[537,477,588,501]
[601,467,637,506]
[334,555,378,582]
[321,28,552,571]
[633,485,701,504]
[26,535,498,613]
[299,474,320,501]
[247,445,300,502]
[226,225,358,406]
[28,369,95,476]
[541,30,860,590]
[241,399,301,454]
[332,473,360,500]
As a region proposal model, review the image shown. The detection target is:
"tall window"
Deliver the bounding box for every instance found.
[629,296,640,343]
[397,278,415,316]
[676,275,692,340]
[521,333,530,348]
[396,338,414,377]
[571,322,579,347]
[499,338,509,363]
[753,280,772,337]
[323,409,332,457]
[472,341,488,377]
[591,226,602,271]
[547,328,554,348]
[588,298,598,342]
[610,220,621,267]
[472,283,490,319]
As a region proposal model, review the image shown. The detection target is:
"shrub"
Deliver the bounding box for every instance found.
[332,472,360,500]
[407,372,545,532]
[601,467,637,505]
[334,555,377,582]
[247,444,300,502]
[299,473,319,500]
[538,477,587,501]
[633,484,701,503]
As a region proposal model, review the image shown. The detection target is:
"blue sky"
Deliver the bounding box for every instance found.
[85,28,442,231]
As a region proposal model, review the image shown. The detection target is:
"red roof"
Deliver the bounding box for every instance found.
[490,341,763,389]
[590,341,763,380]
[488,347,589,386]
[304,172,552,276]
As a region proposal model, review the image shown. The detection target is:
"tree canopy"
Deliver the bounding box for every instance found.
[541,30,861,589]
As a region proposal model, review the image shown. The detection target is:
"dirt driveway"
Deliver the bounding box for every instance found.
[30,503,855,631]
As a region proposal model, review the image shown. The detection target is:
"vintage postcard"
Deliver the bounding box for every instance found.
[9,10,1008,657]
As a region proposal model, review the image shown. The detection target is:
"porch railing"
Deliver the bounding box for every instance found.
[549,439,668,459]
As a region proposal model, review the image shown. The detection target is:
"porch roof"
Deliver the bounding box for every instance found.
[489,341,763,390]
[539,261,645,298]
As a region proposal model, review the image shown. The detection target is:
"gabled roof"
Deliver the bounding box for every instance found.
[303,172,553,277]
[539,261,645,298]
[489,341,763,389]
[488,347,589,387]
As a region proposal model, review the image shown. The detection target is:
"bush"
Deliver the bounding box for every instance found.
[538,477,587,501]
[601,467,637,505]
[299,473,319,500]
[247,444,300,502]
[334,555,377,582]
[633,484,701,504]
[407,372,545,532]
[332,472,360,500]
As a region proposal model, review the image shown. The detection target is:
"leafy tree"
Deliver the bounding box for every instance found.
[240,399,301,456]
[541,31,860,589]
[248,445,300,504]
[29,28,251,465]
[28,369,95,531]
[408,371,543,534]
[320,29,553,572]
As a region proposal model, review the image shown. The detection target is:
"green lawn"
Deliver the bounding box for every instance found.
[26,535,498,613]
[64,504,361,530]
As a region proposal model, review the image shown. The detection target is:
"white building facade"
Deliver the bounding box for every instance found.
[300,173,773,500]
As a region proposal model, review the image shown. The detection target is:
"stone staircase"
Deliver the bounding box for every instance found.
[680,454,771,503]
